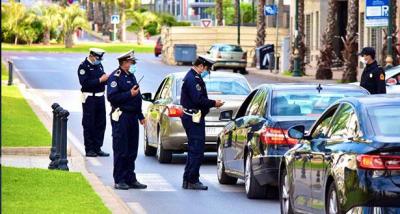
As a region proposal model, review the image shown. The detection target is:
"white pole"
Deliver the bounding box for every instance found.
[275,1,279,73]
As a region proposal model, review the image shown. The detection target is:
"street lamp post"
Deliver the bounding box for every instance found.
[292,0,301,76]
[385,0,393,70]
[237,0,241,45]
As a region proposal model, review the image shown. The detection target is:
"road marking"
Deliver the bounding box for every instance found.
[10,56,21,60]
[127,202,147,214]
[43,56,56,61]
[136,173,176,192]
[27,56,40,60]
[201,174,245,192]
[88,157,102,166]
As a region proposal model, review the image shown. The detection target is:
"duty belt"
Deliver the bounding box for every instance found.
[82,92,105,97]
[183,108,199,115]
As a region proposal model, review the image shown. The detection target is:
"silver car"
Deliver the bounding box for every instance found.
[204,44,247,74]
[141,71,251,163]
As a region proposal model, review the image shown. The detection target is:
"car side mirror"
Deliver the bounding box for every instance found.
[288,125,306,139]
[141,93,153,102]
[220,110,233,121]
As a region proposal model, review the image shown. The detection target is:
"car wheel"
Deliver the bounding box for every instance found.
[239,68,248,75]
[155,53,160,57]
[217,142,238,184]
[211,65,217,71]
[244,152,267,199]
[144,129,156,156]
[156,130,172,163]
[280,167,293,214]
[233,69,238,73]
[326,182,341,214]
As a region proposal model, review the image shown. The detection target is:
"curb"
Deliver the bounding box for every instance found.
[1,147,69,156]
[5,60,133,214]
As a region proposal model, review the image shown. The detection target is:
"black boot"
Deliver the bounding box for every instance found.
[115,182,130,190]
[129,181,147,189]
[182,180,188,189]
[187,182,208,190]
[96,150,110,157]
[86,151,97,157]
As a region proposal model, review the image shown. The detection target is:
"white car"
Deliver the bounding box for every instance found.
[351,66,400,94]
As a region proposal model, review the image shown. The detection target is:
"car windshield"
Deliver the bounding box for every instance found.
[176,76,250,95]
[270,90,367,116]
[219,45,243,52]
[368,106,400,136]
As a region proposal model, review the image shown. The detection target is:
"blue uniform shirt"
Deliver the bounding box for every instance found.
[180,68,215,116]
[107,67,144,120]
[78,58,106,93]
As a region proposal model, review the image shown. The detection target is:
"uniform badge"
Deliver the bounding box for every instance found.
[196,84,201,91]
[369,73,373,78]
[79,69,85,75]
[110,81,117,88]
[380,73,385,80]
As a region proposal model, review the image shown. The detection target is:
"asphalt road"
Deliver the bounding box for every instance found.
[2,51,280,214]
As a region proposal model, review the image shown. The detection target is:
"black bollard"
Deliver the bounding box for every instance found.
[58,109,70,171]
[7,60,13,86]
[48,104,61,169]
[51,106,64,170]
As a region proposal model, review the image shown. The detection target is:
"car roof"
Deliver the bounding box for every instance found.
[255,83,368,92]
[169,71,247,79]
[338,94,400,106]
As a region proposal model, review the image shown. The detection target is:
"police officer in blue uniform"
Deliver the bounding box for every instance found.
[359,47,386,94]
[181,56,224,190]
[107,50,147,190]
[78,48,110,157]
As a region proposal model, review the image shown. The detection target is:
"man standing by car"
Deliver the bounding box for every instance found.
[359,47,386,94]
[78,48,109,157]
[107,50,147,190]
[180,56,224,190]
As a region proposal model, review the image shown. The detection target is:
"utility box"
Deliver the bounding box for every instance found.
[174,44,197,64]
[256,44,274,70]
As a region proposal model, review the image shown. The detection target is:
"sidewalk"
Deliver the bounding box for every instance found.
[2,71,132,213]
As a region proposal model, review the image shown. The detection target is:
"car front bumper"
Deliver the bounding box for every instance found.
[213,60,247,69]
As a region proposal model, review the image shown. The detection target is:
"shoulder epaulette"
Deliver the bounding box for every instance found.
[114,69,121,77]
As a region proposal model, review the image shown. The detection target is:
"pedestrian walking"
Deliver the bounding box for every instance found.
[107,50,147,190]
[180,56,224,190]
[359,47,386,94]
[78,48,109,157]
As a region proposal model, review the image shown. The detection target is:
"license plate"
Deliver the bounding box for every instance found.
[206,127,222,135]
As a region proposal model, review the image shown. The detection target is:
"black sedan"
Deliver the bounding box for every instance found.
[217,83,369,199]
[280,95,400,214]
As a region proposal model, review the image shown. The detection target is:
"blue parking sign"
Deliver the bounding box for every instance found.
[365,0,389,27]
[264,5,278,16]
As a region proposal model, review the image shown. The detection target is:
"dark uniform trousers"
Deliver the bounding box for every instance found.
[82,96,106,153]
[111,112,139,184]
[181,114,206,183]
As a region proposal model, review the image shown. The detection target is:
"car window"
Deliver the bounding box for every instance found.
[236,90,258,118]
[154,78,167,100]
[328,103,361,139]
[311,106,338,139]
[270,90,367,117]
[159,77,173,99]
[219,45,243,52]
[246,90,266,116]
[368,105,400,136]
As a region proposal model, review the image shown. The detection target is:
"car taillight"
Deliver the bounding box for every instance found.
[260,127,298,145]
[386,77,397,86]
[167,105,183,117]
[357,155,400,170]
[242,52,247,60]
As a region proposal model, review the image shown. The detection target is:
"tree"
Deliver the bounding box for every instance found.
[341,0,358,83]
[316,0,337,80]
[126,11,157,45]
[233,0,239,25]
[61,4,89,48]
[1,1,27,44]
[289,0,306,74]
[216,0,223,26]
[254,0,266,66]
[35,5,62,45]
[381,0,399,67]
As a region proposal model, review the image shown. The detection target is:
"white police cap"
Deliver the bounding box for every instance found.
[89,48,106,59]
[117,50,137,62]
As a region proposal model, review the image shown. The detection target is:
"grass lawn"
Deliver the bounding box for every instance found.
[1,66,51,146]
[2,166,110,213]
[2,42,153,53]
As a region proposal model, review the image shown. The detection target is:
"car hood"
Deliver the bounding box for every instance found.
[206,95,247,122]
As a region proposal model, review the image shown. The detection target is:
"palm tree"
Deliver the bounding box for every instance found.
[61,4,89,48]
[1,1,26,44]
[233,0,239,25]
[289,0,305,74]
[35,5,62,45]
[341,0,358,82]
[216,0,223,26]
[316,0,337,79]
[381,0,398,67]
[126,11,157,45]
[254,0,266,66]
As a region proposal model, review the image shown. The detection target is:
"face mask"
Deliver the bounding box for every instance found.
[93,60,101,65]
[129,64,137,73]
[201,70,209,78]
[359,57,367,65]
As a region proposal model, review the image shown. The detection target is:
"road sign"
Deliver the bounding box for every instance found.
[264,5,278,16]
[200,19,212,28]
[365,0,389,27]
[111,15,120,24]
